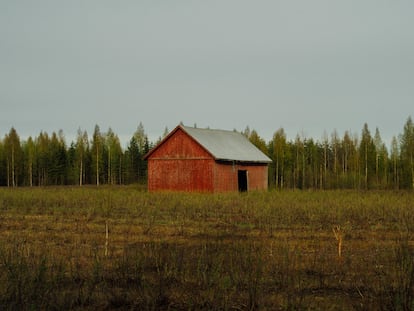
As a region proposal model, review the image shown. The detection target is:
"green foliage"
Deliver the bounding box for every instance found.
[400,116,414,189]
[0,124,150,186]
[1,117,414,189]
[2,127,23,187]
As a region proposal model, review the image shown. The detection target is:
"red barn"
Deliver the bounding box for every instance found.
[144,125,272,192]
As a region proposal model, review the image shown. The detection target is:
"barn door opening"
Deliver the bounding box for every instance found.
[238,170,248,192]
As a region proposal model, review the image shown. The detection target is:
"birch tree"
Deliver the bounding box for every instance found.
[322,132,329,189]
[331,130,340,183]
[105,128,122,185]
[359,123,376,189]
[271,128,287,189]
[76,129,88,186]
[4,128,22,187]
[340,131,354,187]
[91,125,103,186]
[373,128,387,188]
[390,136,400,189]
[23,137,36,186]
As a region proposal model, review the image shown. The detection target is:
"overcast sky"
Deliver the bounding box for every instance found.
[1,0,413,147]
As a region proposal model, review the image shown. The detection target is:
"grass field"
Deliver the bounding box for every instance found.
[1,187,414,310]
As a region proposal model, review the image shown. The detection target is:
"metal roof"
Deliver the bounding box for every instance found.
[181,126,272,163]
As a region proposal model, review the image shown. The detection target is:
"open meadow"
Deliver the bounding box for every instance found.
[1,187,414,310]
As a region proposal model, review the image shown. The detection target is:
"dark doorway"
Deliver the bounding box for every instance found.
[238,170,248,192]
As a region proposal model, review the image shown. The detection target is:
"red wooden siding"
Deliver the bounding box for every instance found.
[147,128,215,192]
[213,162,268,192]
[145,126,269,192]
[149,128,211,159]
[148,159,215,192]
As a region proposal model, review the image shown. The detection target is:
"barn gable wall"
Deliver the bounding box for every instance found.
[149,128,212,159]
[148,159,215,192]
[147,128,215,192]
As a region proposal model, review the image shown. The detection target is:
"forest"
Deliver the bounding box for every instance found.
[0,117,413,190]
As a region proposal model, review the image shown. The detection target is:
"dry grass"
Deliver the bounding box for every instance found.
[0,187,414,310]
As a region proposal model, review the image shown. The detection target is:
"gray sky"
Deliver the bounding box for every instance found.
[1,0,413,147]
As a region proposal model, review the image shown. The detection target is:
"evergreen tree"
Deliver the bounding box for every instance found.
[0,137,6,186]
[359,124,376,189]
[126,136,140,183]
[66,142,78,185]
[48,131,67,185]
[133,123,149,183]
[248,129,268,155]
[400,116,414,189]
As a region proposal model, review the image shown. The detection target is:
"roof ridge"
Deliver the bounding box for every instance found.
[180,125,271,163]
[181,125,238,133]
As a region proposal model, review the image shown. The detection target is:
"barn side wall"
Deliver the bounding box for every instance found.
[213,162,269,192]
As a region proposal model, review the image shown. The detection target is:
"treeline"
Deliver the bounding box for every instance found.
[1,117,414,189]
[245,116,414,190]
[0,123,151,187]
